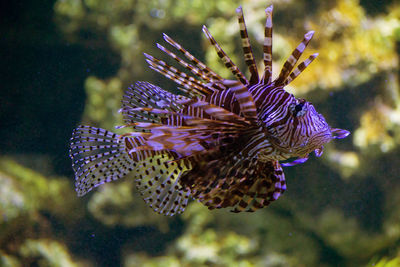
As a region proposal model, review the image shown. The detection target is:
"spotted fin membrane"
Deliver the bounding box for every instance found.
[134,153,192,215]
[69,126,134,197]
[70,83,195,215]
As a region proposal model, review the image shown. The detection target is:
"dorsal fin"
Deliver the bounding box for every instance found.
[282,53,318,86]
[120,81,188,127]
[144,53,213,97]
[236,6,259,85]
[163,33,223,82]
[202,25,249,86]
[262,5,273,85]
[156,42,221,91]
[275,31,315,85]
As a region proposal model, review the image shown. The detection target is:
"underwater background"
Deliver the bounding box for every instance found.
[1,0,400,266]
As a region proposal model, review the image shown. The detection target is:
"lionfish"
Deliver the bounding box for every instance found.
[69,5,349,216]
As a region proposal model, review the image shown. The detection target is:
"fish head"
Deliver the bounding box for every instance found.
[263,92,349,158]
[290,97,350,157]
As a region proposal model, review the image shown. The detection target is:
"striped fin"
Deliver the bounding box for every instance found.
[262,5,273,85]
[121,92,165,125]
[120,122,207,154]
[182,143,286,213]
[200,26,257,120]
[69,126,134,196]
[128,139,205,156]
[184,119,247,133]
[144,63,201,98]
[162,33,223,81]
[122,82,186,113]
[223,80,257,120]
[124,135,159,162]
[184,98,249,123]
[275,31,315,85]
[282,53,318,86]
[122,107,189,119]
[135,153,192,216]
[121,119,246,155]
[122,108,246,133]
[144,53,212,96]
[331,128,351,139]
[281,156,308,167]
[120,82,188,132]
[198,160,286,213]
[146,65,200,98]
[236,6,259,85]
[156,43,227,92]
[230,161,286,212]
[202,25,249,86]
[156,43,218,88]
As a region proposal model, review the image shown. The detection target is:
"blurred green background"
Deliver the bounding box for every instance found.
[1,0,400,266]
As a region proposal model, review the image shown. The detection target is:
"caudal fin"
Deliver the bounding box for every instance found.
[69,125,134,196]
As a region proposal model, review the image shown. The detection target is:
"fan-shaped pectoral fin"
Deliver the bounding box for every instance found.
[230,160,286,212]
[189,159,286,213]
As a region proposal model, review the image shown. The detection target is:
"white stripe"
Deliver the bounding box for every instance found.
[297,42,306,53]
[287,55,297,66]
[264,37,272,46]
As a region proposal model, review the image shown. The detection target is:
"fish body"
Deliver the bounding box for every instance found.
[70,5,349,215]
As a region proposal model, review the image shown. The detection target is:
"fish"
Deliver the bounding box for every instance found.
[69,5,350,216]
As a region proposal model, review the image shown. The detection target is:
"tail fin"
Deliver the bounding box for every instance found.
[69,125,133,196]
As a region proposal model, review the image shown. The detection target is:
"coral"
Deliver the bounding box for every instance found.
[310,209,393,264]
[123,209,262,266]
[18,239,82,267]
[122,201,319,266]
[371,256,400,267]
[0,158,85,265]
[354,73,400,154]
[0,251,20,267]
[297,0,399,91]
[202,0,400,94]
[0,158,83,224]
[88,179,169,231]
[82,76,124,129]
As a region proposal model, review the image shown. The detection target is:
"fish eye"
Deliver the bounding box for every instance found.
[290,99,307,117]
[295,102,304,112]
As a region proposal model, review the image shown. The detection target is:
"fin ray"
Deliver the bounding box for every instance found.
[283,53,318,86]
[262,5,273,84]
[236,6,259,85]
[275,31,315,85]
[163,33,223,81]
[202,25,249,86]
